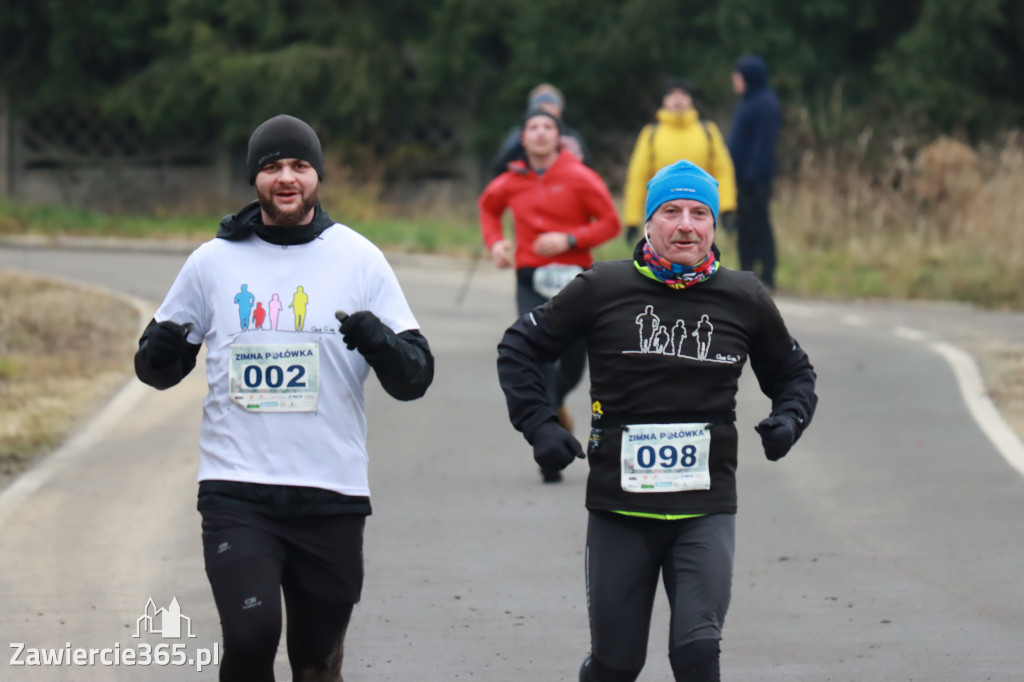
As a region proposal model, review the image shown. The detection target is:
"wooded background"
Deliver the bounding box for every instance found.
[2,0,1022,195]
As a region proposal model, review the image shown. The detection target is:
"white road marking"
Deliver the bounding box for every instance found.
[894,326,929,342]
[0,378,150,530]
[930,341,1024,477]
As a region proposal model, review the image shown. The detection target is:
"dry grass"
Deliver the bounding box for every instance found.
[773,132,1024,308]
[0,271,140,484]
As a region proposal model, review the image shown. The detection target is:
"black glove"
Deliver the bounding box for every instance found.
[754,414,800,461]
[338,310,390,353]
[719,211,737,236]
[624,225,640,244]
[145,321,194,368]
[530,421,585,471]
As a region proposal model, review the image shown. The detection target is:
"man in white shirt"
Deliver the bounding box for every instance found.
[135,114,434,682]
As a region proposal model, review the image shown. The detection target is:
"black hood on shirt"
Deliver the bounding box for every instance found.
[216,200,335,245]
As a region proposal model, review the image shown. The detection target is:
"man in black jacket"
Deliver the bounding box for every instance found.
[496,160,816,682]
[135,114,434,682]
[728,54,782,290]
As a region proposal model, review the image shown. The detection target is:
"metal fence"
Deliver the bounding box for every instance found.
[0,99,244,212]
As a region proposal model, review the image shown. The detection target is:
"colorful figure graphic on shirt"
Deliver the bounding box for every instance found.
[669,319,687,357]
[253,301,267,330]
[268,294,283,331]
[635,305,660,353]
[289,286,309,331]
[692,314,714,360]
[234,285,256,331]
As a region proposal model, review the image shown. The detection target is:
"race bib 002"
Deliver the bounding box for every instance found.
[620,423,712,493]
[229,343,319,412]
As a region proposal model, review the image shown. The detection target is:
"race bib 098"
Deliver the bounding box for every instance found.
[620,422,712,493]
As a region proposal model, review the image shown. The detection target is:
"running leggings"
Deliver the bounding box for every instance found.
[200,506,365,682]
[585,511,735,678]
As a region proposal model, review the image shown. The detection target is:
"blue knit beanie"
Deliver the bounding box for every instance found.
[644,160,719,225]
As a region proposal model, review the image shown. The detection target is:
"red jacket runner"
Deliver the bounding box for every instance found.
[478,150,620,270]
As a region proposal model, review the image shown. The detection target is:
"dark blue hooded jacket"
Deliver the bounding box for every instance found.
[727,55,781,185]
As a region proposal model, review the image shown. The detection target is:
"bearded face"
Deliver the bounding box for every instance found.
[254,158,319,226]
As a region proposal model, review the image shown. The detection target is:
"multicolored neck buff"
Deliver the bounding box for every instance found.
[637,241,719,289]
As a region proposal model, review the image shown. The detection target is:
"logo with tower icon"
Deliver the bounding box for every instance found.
[133,597,197,639]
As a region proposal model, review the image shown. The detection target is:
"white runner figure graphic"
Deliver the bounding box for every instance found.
[692,314,714,360]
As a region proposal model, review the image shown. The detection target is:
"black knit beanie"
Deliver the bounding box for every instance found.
[246,115,324,185]
[522,107,563,132]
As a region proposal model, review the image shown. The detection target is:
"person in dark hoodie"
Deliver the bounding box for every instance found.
[134,114,434,682]
[727,54,782,291]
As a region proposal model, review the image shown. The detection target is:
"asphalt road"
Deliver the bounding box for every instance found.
[1,244,1023,681]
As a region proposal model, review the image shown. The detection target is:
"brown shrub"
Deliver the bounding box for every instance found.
[912,136,981,207]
